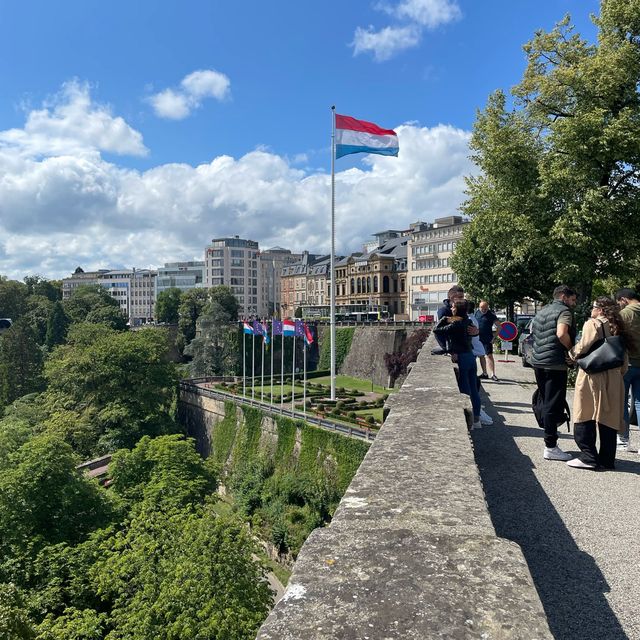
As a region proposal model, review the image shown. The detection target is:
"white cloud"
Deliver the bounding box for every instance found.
[352,25,421,62]
[0,85,475,280]
[148,89,191,120]
[353,0,461,61]
[0,80,148,157]
[148,69,231,120]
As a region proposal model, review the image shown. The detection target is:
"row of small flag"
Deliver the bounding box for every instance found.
[242,319,314,346]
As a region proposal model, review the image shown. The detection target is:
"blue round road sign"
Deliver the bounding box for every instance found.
[498,321,518,342]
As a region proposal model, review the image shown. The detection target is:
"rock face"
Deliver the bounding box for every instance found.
[256,335,553,640]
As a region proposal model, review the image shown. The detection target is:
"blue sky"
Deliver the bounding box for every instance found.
[0,0,600,279]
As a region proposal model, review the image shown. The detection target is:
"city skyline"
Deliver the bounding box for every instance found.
[0,0,599,280]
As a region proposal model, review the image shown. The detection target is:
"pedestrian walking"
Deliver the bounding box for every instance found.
[614,288,640,452]
[433,299,482,430]
[567,297,631,470]
[530,285,577,461]
[468,301,493,425]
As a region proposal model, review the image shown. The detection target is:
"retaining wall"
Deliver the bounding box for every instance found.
[256,335,552,639]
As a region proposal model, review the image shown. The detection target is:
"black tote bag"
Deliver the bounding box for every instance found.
[576,323,625,374]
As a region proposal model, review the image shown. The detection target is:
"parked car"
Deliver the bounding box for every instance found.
[518,319,534,367]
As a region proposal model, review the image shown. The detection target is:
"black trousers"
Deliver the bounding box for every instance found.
[573,420,617,469]
[534,368,568,448]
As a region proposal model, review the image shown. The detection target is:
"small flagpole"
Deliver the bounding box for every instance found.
[280,332,285,413]
[270,320,274,405]
[251,333,255,400]
[261,332,265,403]
[291,333,296,412]
[303,334,307,417]
[330,105,337,401]
[242,323,246,398]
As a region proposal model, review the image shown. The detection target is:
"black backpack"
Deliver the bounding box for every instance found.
[532,389,571,432]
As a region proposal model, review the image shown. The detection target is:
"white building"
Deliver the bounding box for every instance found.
[155,261,205,295]
[407,216,468,320]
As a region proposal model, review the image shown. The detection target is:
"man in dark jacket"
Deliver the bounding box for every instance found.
[531,285,577,461]
[434,286,465,350]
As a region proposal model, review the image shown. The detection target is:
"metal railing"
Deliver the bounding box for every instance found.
[179,380,376,442]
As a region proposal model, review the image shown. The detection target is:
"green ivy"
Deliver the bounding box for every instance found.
[211,401,237,465]
[318,328,354,371]
[209,403,369,555]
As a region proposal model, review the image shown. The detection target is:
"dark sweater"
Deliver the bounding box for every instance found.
[433,316,473,354]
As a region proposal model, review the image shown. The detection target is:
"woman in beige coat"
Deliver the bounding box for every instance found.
[568,297,630,470]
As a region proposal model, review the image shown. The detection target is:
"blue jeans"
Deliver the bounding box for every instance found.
[621,365,640,440]
[457,351,481,420]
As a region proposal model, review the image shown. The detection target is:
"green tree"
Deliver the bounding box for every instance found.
[84,305,127,331]
[0,433,112,583]
[23,275,62,302]
[155,287,182,324]
[44,324,178,454]
[45,302,70,349]
[177,288,210,351]
[62,285,120,325]
[0,277,28,321]
[24,295,54,345]
[0,319,45,407]
[0,582,35,639]
[453,1,640,304]
[109,434,218,510]
[184,300,240,377]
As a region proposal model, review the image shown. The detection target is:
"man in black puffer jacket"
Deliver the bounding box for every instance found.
[531,284,577,461]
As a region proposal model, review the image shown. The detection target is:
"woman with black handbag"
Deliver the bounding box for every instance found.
[568,297,631,470]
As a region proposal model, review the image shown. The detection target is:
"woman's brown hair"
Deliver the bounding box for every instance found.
[594,296,635,350]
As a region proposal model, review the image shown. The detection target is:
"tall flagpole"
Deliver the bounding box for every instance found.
[270,321,274,405]
[280,333,285,413]
[261,331,265,403]
[242,324,246,397]
[251,333,255,400]
[330,106,337,401]
[291,333,296,412]
[303,333,307,416]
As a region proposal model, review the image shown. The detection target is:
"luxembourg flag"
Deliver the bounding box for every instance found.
[243,321,254,335]
[283,319,296,337]
[303,323,314,346]
[335,114,399,160]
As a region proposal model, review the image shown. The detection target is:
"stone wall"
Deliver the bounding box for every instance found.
[256,335,552,639]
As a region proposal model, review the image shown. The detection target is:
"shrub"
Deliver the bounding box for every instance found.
[366,415,376,425]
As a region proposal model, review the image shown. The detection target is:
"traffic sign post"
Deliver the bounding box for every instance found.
[497,321,517,363]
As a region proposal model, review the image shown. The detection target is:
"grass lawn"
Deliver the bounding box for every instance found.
[354,407,384,422]
[310,375,391,395]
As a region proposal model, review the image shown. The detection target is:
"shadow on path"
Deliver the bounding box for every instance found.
[473,416,628,640]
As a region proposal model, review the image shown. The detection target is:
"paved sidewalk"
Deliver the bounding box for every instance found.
[473,359,640,640]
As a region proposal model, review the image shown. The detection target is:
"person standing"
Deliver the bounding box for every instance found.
[614,288,640,452]
[468,301,493,426]
[433,299,483,430]
[435,285,465,350]
[475,300,502,381]
[567,297,629,470]
[530,285,577,461]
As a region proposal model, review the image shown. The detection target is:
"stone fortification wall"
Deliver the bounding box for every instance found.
[257,335,552,639]
[317,326,419,387]
[339,326,404,387]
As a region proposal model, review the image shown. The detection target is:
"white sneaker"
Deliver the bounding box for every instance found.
[479,408,493,425]
[566,458,596,470]
[617,436,629,451]
[471,420,482,430]
[544,446,573,461]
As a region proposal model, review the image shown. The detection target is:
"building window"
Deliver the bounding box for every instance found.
[383,276,390,293]
[366,276,371,293]
[373,276,378,293]
[357,278,361,294]
[350,278,355,294]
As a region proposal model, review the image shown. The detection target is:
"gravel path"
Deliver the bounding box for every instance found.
[472,359,640,640]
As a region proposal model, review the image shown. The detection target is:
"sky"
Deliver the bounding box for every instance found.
[0,0,600,280]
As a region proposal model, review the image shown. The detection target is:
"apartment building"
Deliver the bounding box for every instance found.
[407,216,469,319]
[204,236,260,317]
[334,231,408,318]
[258,247,301,318]
[280,252,323,318]
[155,261,205,296]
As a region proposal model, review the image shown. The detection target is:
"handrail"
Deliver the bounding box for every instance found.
[179,380,376,442]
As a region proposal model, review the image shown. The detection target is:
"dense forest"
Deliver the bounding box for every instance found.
[0,276,274,639]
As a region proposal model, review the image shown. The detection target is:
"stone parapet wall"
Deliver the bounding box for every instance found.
[257,335,553,639]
